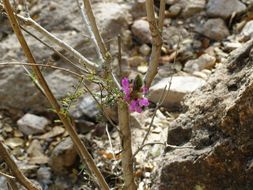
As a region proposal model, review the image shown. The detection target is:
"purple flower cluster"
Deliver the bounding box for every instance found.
[121,77,149,113]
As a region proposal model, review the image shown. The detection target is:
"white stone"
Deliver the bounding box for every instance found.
[148,76,206,108]
[17,113,49,135]
[241,20,253,38]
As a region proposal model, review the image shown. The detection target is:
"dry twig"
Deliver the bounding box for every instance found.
[2,1,109,189]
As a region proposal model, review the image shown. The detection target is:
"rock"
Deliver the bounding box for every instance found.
[0,66,48,112]
[149,76,206,109]
[199,18,230,41]
[184,54,216,73]
[49,137,77,173]
[128,56,146,67]
[37,166,52,185]
[139,44,151,56]
[180,0,206,18]
[17,113,49,135]
[131,19,152,44]
[168,4,182,17]
[27,140,49,164]
[206,0,247,19]
[155,40,253,190]
[0,177,7,190]
[241,20,253,39]
[0,1,131,113]
[70,95,100,121]
[137,65,148,74]
[167,0,205,18]
[167,121,192,145]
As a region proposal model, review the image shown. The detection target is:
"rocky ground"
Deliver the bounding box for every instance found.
[0,0,253,189]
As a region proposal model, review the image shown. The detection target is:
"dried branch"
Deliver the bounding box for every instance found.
[15,14,98,71]
[2,1,109,190]
[144,0,165,88]
[76,0,103,62]
[21,26,91,74]
[0,141,40,190]
[81,0,108,60]
[0,171,15,180]
[118,100,137,190]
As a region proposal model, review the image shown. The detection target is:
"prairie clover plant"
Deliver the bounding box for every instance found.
[121,75,149,113]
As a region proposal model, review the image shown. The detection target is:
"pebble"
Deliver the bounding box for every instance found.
[131,19,152,44]
[184,53,216,73]
[17,113,49,135]
[200,18,230,41]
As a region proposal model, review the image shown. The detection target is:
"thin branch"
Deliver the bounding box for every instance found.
[105,124,116,160]
[76,0,103,62]
[16,14,98,71]
[2,1,109,189]
[117,34,122,78]
[158,0,165,31]
[0,141,40,190]
[0,62,84,78]
[82,82,118,129]
[144,0,165,88]
[133,81,172,157]
[82,0,108,60]
[21,26,91,74]
[0,171,15,180]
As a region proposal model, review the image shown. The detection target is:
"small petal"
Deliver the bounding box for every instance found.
[142,86,149,94]
[138,98,149,107]
[129,100,138,112]
[121,77,130,89]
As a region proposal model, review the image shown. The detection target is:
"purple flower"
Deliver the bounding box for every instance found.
[142,86,149,94]
[129,100,142,113]
[121,77,150,113]
[138,97,149,107]
[121,77,130,100]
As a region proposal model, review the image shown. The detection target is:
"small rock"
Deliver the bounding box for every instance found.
[199,18,229,41]
[131,19,152,44]
[37,167,52,185]
[181,0,206,18]
[27,139,48,164]
[4,137,24,148]
[139,44,151,56]
[168,4,182,17]
[206,0,246,19]
[241,20,253,38]
[128,56,146,67]
[17,113,49,135]
[137,65,148,74]
[70,95,99,121]
[184,54,216,73]
[149,76,206,109]
[49,137,77,173]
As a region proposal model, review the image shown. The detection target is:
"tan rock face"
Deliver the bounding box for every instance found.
[156,40,253,190]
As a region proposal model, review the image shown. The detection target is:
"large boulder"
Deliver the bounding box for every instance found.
[0,1,131,114]
[155,40,253,189]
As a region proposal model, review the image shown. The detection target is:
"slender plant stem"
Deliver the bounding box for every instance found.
[2,1,109,189]
[0,171,15,179]
[76,0,103,62]
[118,100,137,190]
[82,0,108,59]
[0,141,40,190]
[20,26,91,74]
[144,0,165,88]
